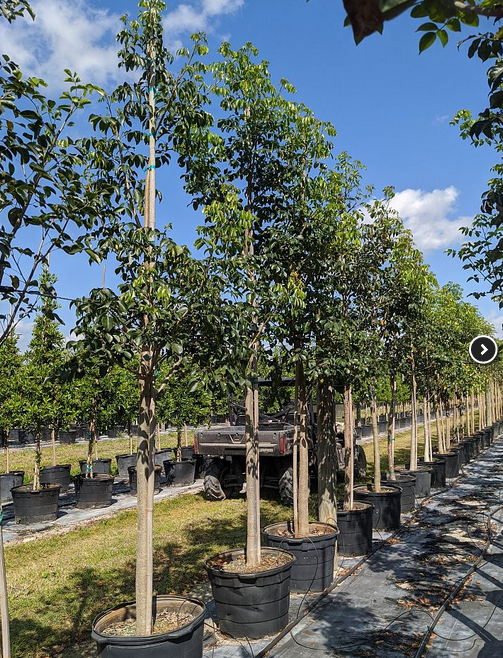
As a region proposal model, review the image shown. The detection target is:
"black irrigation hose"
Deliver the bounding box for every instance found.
[253,436,502,658]
[414,442,503,657]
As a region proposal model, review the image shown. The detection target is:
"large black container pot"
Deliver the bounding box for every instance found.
[92,595,206,658]
[483,428,492,448]
[403,467,432,497]
[59,429,77,444]
[462,438,476,462]
[353,484,402,531]
[440,452,460,479]
[180,446,194,460]
[128,465,162,496]
[39,464,71,492]
[163,460,196,487]
[336,502,373,556]
[79,459,112,476]
[153,449,173,469]
[0,471,24,503]
[472,433,483,455]
[206,547,295,639]
[11,484,60,523]
[451,443,466,466]
[418,459,446,488]
[115,454,137,479]
[75,474,114,509]
[382,474,415,513]
[263,521,338,592]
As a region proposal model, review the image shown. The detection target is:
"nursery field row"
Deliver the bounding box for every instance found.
[0,434,186,485]
[0,420,436,657]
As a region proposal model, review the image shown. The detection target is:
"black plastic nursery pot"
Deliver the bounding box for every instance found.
[0,471,24,503]
[353,484,402,531]
[59,429,77,444]
[336,502,373,556]
[382,473,415,512]
[75,474,114,509]
[11,484,60,523]
[483,428,492,448]
[128,465,162,496]
[462,438,476,462]
[163,459,196,487]
[39,464,71,492]
[472,433,483,455]
[154,449,173,468]
[418,458,446,488]
[180,446,194,460]
[79,459,112,476]
[92,595,206,658]
[206,547,295,639]
[402,467,432,498]
[451,443,466,466]
[115,454,137,479]
[263,521,338,592]
[437,452,460,479]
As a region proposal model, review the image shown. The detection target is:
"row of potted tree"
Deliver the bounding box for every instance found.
[2,1,503,656]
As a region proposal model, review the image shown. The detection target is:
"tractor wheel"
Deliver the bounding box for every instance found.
[203,461,227,501]
[278,466,294,507]
[354,445,367,479]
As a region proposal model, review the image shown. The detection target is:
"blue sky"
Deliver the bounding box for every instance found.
[2,0,502,347]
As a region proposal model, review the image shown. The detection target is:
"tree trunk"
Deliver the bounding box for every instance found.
[245,379,261,566]
[486,385,493,426]
[128,420,133,455]
[5,436,9,473]
[446,411,451,451]
[371,392,381,493]
[135,374,156,635]
[51,427,57,467]
[435,400,444,454]
[297,361,310,537]
[0,524,11,658]
[156,423,161,452]
[424,397,432,462]
[387,374,396,479]
[317,379,337,525]
[292,373,299,535]
[176,427,182,461]
[33,431,41,491]
[87,418,96,478]
[409,354,418,471]
[184,424,188,447]
[343,385,354,510]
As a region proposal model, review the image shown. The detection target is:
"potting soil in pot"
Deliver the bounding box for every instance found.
[264,521,339,591]
[211,549,292,573]
[101,608,198,637]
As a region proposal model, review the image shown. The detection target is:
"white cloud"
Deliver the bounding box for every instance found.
[389,186,471,251]
[0,1,245,88]
[164,0,244,48]
[13,319,34,353]
[0,0,122,89]
[487,311,503,339]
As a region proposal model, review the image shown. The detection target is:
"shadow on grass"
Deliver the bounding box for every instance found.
[9,493,288,657]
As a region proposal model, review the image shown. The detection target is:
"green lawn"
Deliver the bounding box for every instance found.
[4,492,288,658]
[0,432,187,484]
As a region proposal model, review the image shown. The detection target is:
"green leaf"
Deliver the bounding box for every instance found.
[416,22,438,32]
[419,32,436,53]
[437,29,448,48]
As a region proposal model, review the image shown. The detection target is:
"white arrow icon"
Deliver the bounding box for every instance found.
[481,343,488,356]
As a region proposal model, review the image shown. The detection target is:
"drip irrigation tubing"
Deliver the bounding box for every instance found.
[251,436,502,658]
[414,496,503,657]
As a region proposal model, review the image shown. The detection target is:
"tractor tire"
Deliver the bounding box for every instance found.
[278,466,294,507]
[203,461,226,501]
[354,445,367,479]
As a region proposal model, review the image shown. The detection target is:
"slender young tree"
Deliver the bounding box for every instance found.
[70,1,220,633]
